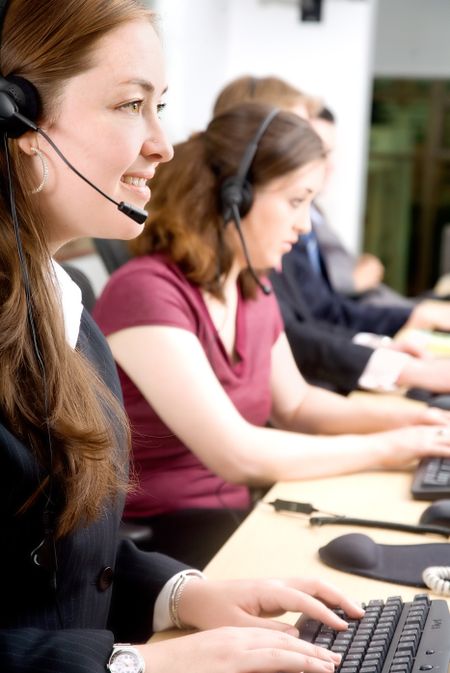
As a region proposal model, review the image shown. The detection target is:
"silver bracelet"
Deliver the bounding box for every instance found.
[169,570,204,629]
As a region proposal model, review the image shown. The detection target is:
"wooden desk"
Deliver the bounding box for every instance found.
[203,470,448,625]
[152,469,447,643]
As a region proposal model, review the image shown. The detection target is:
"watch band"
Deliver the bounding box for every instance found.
[107,643,146,673]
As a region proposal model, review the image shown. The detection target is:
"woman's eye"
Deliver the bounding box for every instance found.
[121,99,144,114]
[290,198,305,208]
[157,102,166,118]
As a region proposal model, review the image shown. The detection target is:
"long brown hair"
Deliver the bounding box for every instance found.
[0,0,153,536]
[131,102,325,298]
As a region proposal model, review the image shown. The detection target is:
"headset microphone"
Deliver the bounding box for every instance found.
[12,108,148,225]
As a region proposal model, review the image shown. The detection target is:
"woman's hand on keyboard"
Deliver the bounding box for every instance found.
[378,424,450,468]
[145,626,341,673]
[404,299,450,332]
[393,405,450,430]
[410,406,450,426]
[397,357,450,393]
[176,576,364,634]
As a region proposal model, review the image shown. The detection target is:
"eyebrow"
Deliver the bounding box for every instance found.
[120,79,168,96]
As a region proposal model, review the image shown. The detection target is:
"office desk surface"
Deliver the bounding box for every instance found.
[205,470,445,604]
[152,469,447,642]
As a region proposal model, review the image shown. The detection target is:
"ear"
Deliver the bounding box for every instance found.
[17,130,39,155]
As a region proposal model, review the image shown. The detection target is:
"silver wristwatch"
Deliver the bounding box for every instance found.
[107,644,146,673]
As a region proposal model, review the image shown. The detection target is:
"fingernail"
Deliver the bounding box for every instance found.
[286,627,299,637]
[353,600,365,613]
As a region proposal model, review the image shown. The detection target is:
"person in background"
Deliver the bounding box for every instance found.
[310,106,412,307]
[212,73,323,121]
[93,102,450,570]
[0,3,367,672]
[213,74,450,396]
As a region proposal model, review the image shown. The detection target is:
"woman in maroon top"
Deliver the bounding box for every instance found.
[94,103,450,568]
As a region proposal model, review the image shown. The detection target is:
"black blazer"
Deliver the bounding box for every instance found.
[282,240,413,334]
[0,311,188,673]
[269,243,412,394]
[270,257,373,393]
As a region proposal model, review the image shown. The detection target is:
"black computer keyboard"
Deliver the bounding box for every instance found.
[296,594,450,673]
[411,457,450,500]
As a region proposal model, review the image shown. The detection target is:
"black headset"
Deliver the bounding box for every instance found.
[220,106,279,225]
[0,0,41,138]
[219,107,279,295]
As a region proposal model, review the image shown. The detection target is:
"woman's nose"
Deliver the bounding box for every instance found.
[142,121,173,164]
[294,210,312,236]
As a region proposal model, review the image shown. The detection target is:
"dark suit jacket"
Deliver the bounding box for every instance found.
[0,311,188,673]
[269,242,412,393]
[285,240,413,334]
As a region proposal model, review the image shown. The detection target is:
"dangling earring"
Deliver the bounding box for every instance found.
[30,146,49,194]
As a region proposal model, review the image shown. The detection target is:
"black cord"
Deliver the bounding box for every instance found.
[3,132,62,627]
[268,497,450,539]
[230,203,270,295]
[35,127,118,206]
[309,515,450,539]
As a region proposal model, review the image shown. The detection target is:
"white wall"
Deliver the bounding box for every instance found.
[154,0,378,253]
[154,0,231,140]
[374,0,450,78]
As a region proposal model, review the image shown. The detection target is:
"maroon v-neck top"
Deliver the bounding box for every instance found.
[94,254,283,517]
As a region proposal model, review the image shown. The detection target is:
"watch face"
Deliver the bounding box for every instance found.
[109,649,143,673]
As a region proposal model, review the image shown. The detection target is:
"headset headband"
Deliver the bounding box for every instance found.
[235,106,280,185]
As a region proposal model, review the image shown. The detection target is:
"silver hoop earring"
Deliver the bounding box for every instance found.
[30,146,49,194]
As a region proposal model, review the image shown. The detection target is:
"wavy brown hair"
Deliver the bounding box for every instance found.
[0,0,154,536]
[130,102,325,298]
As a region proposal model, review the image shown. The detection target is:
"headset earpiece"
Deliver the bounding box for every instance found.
[220,176,253,224]
[0,75,41,137]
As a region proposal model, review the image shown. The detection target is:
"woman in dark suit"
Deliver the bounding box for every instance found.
[0,1,364,672]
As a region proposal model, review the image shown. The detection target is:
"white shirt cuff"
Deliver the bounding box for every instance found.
[358,348,411,392]
[153,569,205,632]
[352,332,393,349]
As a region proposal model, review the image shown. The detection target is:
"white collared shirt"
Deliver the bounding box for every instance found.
[51,260,83,349]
